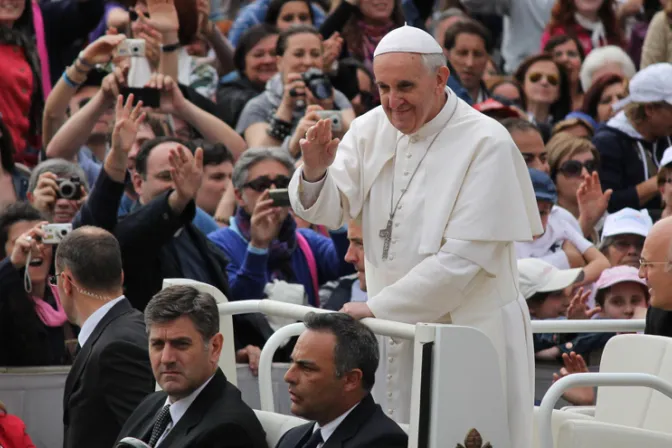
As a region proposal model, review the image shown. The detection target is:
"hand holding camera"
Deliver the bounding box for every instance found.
[31,173,85,217]
[250,190,284,249]
[102,66,129,103]
[146,73,187,115]
[280,73,307,113]
[10,222,48,270]
[81,33,127,65]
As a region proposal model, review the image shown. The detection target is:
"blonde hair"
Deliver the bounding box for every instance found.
[547,132,600,179]
[624,101,670,126]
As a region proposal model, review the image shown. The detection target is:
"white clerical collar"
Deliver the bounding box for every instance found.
[399,87,456,141]
[163,374,215,427]
[313,401,360,443]
[77,295,125,347]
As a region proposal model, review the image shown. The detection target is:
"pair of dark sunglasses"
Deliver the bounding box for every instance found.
[243,175,291,192]
[558,159,597,178]
[528,72,559,86]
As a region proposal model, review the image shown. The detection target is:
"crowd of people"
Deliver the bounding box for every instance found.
[2,0,672,446]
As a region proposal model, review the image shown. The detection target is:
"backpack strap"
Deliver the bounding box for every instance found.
[296,231,320,307]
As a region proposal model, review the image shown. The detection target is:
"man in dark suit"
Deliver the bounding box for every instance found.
[115,285,268,448]
[56,226,155,448]
[276,312,407,448]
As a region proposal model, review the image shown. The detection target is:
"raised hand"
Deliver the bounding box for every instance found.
[289,105,323,158]
[147,73,187,115]
[300,119,340,182]
[31,172,59,216]
[250,190,284,249]
[577,172,612,234]
[567,287,601,320]
[169,145,204,202]
[144,0,179,34]
[197,0,213,37]
[101,66,128,103]
[552,352,595,406]
[322,32,343,71]
[112,94,146,154]
[80,33,127,65]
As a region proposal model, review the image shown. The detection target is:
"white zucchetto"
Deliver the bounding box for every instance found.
[373,24,443,58]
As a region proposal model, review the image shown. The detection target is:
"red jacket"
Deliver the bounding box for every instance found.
[541,23,623,56]
[0,413,36,448]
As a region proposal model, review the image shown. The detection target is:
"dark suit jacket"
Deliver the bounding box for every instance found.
[63,298,154,448]
[116,368,268,448]
[645,306,672,338]
[275,394,408,448]
[74,168,277,350]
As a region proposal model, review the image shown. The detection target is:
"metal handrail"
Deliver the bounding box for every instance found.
[218,300,416,339]
[531,319,646,333]
[537,372,672,448]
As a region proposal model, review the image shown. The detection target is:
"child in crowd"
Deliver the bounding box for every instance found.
[517,168,610,285]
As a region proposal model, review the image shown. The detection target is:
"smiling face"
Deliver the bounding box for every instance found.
[639,224,672,310]
[275,1,312,31]
[4,220,53,286]
[0,0,26,25]
[277,32,323,81]
[244,34,278,85]
[149,315,222,401]
[373,52,449,135]
[359,0,395,23]
[524,60,561,106]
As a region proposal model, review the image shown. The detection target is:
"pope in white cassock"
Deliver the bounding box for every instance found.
[288,25,543,448]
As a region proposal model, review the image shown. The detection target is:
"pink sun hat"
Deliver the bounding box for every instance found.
[595,266,647,290]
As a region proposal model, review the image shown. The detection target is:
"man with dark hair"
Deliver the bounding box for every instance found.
[501,118,550,173]
[116,285,268,448]
[195,141,234,217]
[56,226,154,448]
[276,312,407,448]
[444,20,492,103]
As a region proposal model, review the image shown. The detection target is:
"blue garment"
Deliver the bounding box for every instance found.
[228,0,326,46]
[77,148,102,188]
[173,228,216,285]
[11,168,29,201]
[401,0,425,29]
[118,194,219,235]
[447,75,473,106]
[208,219,353,306]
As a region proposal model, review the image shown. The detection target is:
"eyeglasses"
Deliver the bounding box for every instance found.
[48,272,62,286]
[558,159,597,178]
[612,239,644,252]
[528,72,559,86]
[243,175,291,192]
[639,259,671,269]
[48,271,113,301]
[129,9,149,21]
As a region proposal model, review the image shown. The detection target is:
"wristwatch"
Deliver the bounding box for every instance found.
[161,42,180,53]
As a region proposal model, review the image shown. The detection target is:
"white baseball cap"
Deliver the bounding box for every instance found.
[614,63,672,110]
[660,146,672,168]
[602,208,653,239]
[518,259,583,300]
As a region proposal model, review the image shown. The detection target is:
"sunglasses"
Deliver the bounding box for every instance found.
[528,72,559,86]
[243,175,291,192]
[558,159,597,178]
[129,9,149,21]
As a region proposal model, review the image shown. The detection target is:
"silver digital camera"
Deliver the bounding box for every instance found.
[41,223,73,245]
[117,39,146,58]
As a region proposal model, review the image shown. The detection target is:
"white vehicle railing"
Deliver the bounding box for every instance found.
[536,372,672,448]
[531,319,646,333]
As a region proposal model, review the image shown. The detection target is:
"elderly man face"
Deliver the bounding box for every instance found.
[235,158,292,221]
[373,53,450,135]
[639,218,672,310]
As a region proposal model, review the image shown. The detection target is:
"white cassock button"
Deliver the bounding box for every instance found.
[410,136,418,143]
[388,392,393,398]
[389,255,395,260]
[388,357,394,363]
[406,152,412,159]
[387,374,392,380]
[388,409,394,415]
[390,339,396,345]
[403,170,410,176]
[398,204,403,210]
[395,222,400,228]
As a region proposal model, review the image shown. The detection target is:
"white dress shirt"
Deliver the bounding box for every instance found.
[77,296,125,347]
[155,374,215,447]
[312,402,359,447]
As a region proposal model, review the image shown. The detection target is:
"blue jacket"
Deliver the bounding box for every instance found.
[208,220,354,306]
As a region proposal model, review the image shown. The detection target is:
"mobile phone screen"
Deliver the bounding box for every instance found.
[120,87,161,108]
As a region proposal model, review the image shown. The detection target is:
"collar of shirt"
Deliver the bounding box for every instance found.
[163,374,216,428]
[77,296,125,347]
[313,401,360,444]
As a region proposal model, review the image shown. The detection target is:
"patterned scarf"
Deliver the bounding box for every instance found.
[0,16,43,142]
[234,207,298,281]
[264,73,306,124]
[356,20,395,74]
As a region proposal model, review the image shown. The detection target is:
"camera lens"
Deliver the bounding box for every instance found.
[59,182,75,199]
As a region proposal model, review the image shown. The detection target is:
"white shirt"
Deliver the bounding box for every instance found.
[155,374,215,447]
[313,402,359,446]
[77,296,125,347]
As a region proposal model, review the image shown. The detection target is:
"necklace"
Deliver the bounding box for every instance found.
[379,126,448,261]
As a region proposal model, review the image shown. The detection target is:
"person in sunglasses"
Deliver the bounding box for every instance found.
[514,53,572,131]
[208,148,353,308]
[547,132,609,240]
[593,63,672,215]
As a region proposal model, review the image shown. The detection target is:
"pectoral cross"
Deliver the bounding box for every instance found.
[379,218,393,261]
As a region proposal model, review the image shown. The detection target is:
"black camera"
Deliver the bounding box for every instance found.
[56,176,83,200]
[301,68,333,100]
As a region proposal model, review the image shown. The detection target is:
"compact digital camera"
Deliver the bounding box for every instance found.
[42,223,73,245]
[117,38,146,58]
[302,68,333,100]
[316,110,343,132]
[56,176,83,200]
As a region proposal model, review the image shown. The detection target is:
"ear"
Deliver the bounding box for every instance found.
[209,333,223,365]
[437,66,450,93]
[342,368,364,393]
[234,188,246,208]
[132,171,143,197]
